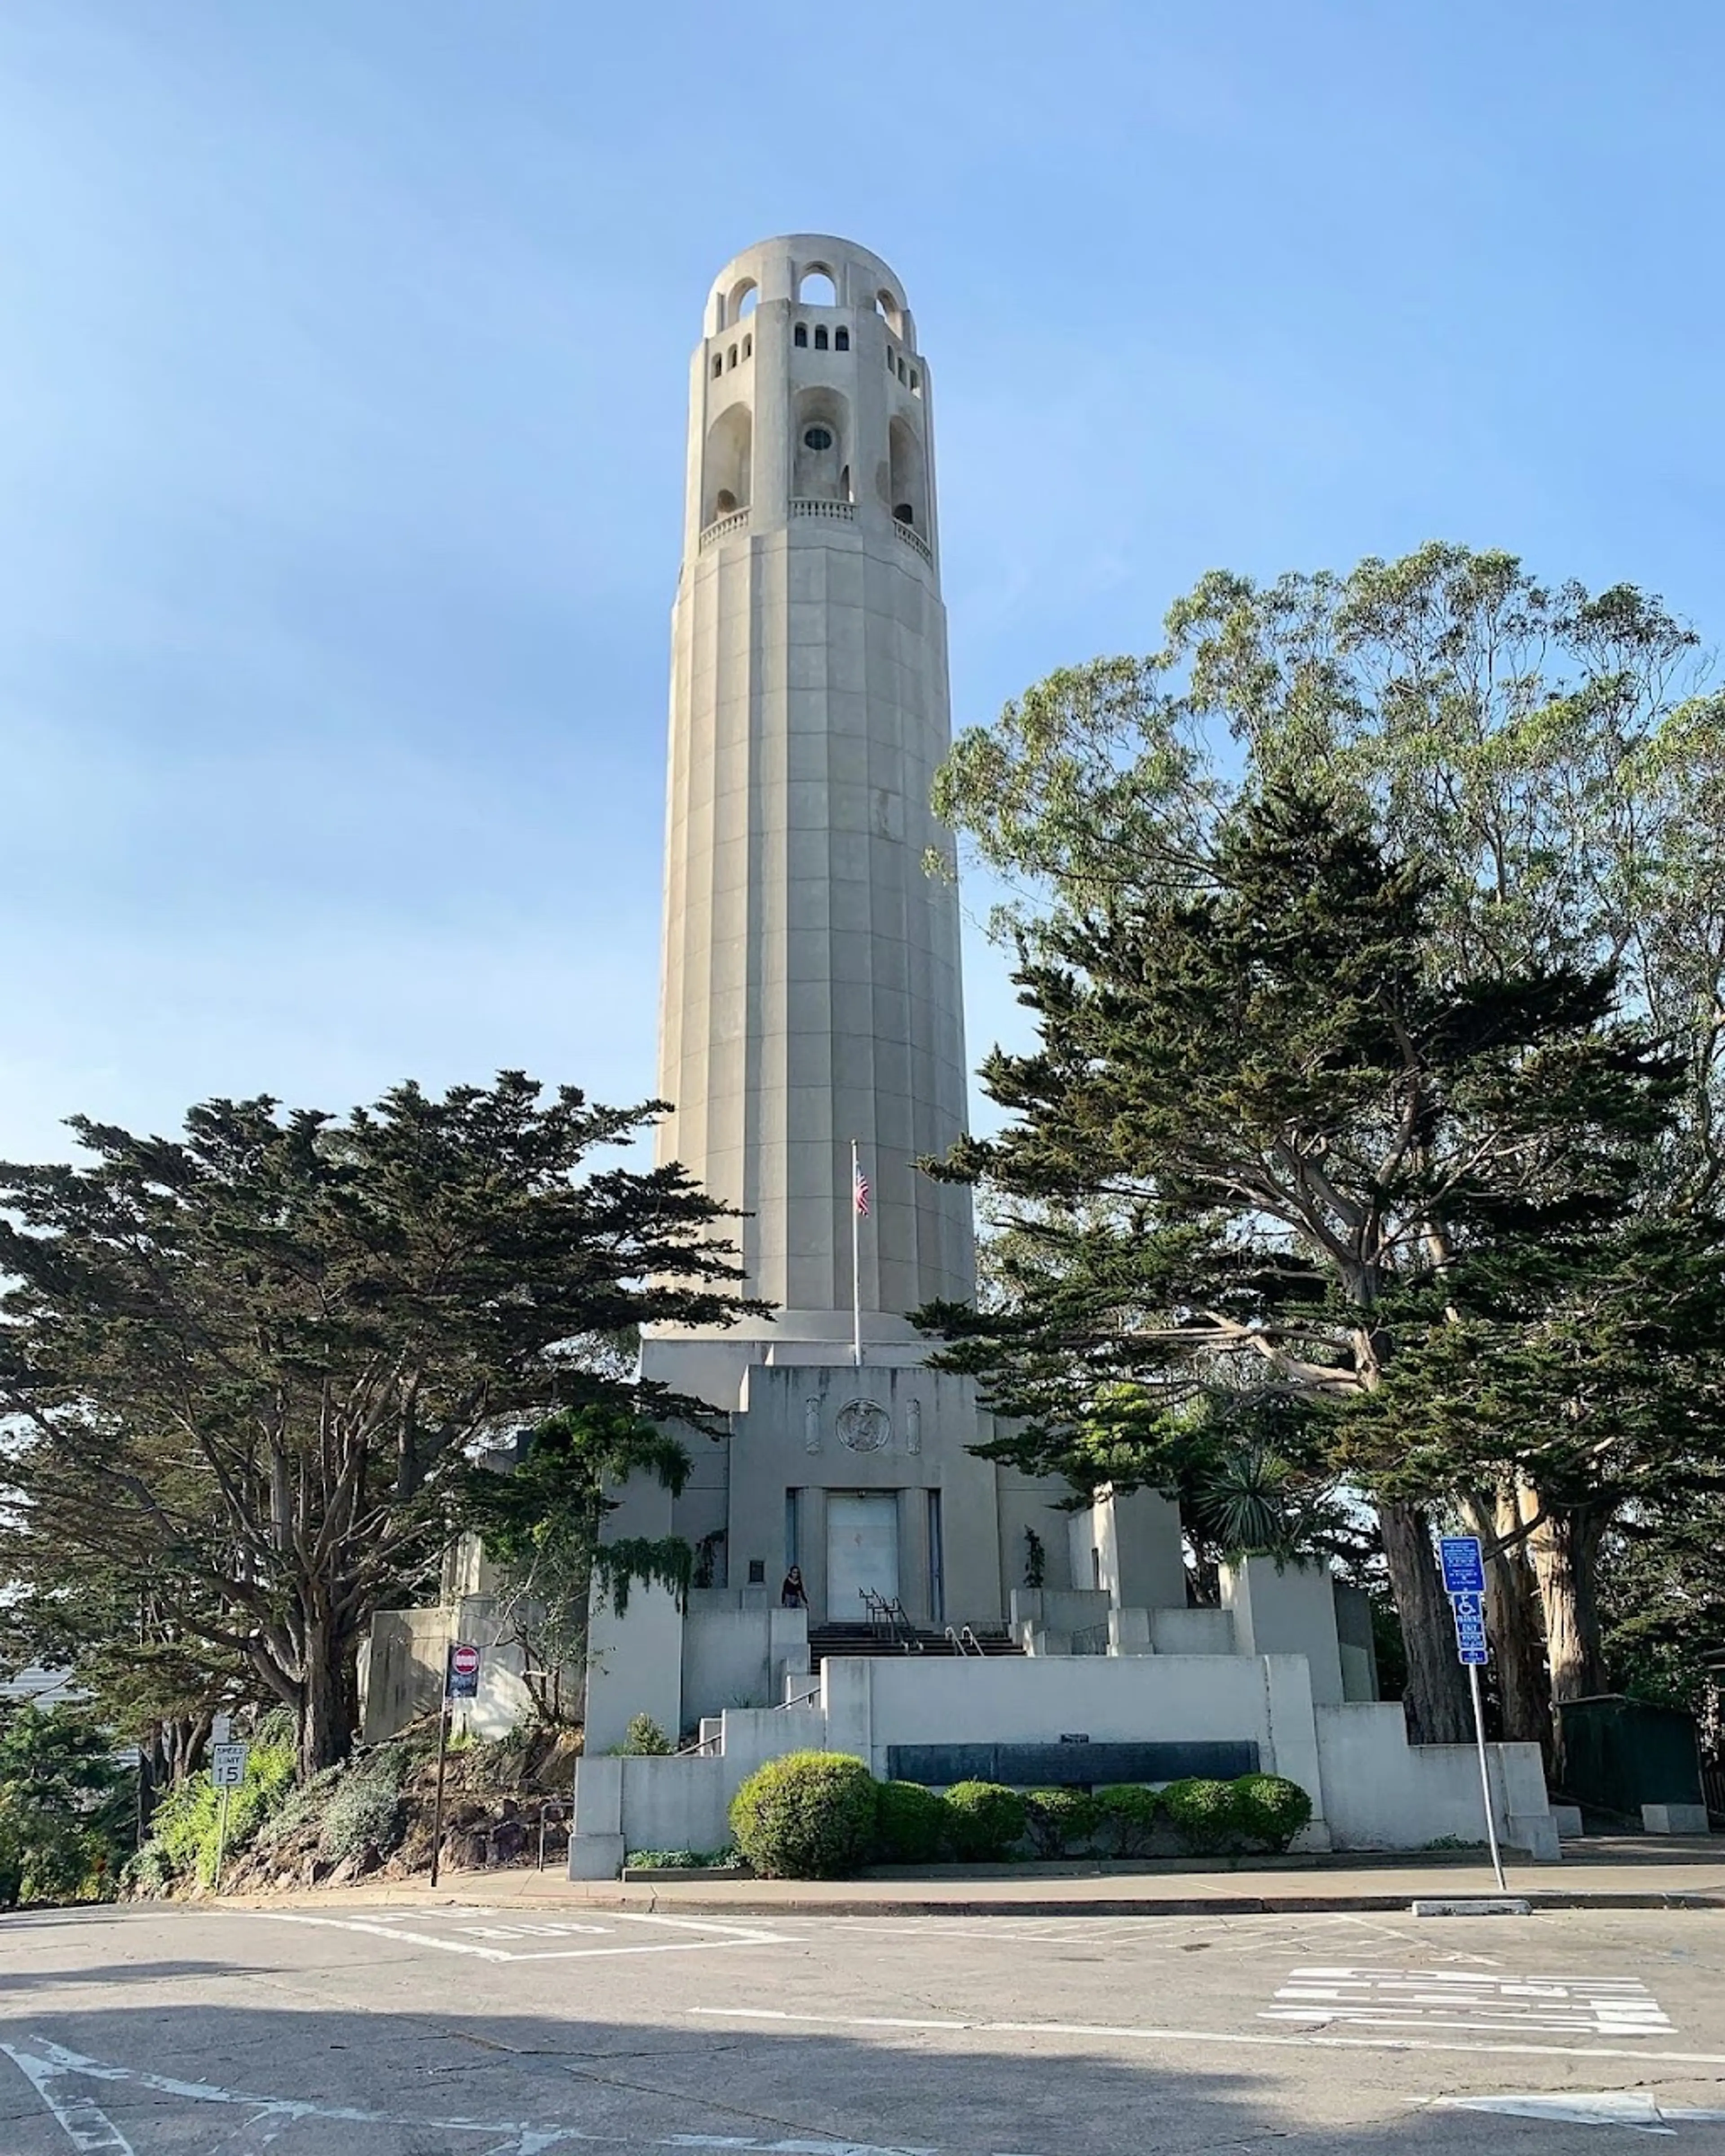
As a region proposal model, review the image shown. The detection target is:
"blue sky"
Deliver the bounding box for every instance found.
[2,1,1721,1163]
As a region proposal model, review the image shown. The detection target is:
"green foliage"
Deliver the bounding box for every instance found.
[1092,1783,1163,1856]
[620,1714,672,1756]
[1230,1773,1313,1852]
[317,1775,402,1866]
[1160,1778,1244,1855]
[926,543,1725,1742]
[873,1779,951,1864]
[0,1073,763,1776]
[1022,1787,1097,1856]
[942,1780,1027,1861]
[456,1405,696,1723]
[1022,1526,1047,1588]
[728,1751,878,1878]
[0,1705,134,1908]
[143,1740,296,1889]
[597,1538,696,1618]
[625,1847,736,1869]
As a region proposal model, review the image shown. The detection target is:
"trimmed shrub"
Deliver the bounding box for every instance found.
[943,1780,1027,1861]
[1232,1773,1312,1852]
[1023,1788,1097,1857]
[729,1751,877,1878]
[1161,1776,1247,1854]
[1092,1783,1162,1857]
[621,1715,672,1756]
[875,1779,950,1864]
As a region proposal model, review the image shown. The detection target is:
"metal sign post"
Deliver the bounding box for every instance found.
[209,1740,249,1895]
[429,1642,481,1889]
[1441,1536,1506,1892]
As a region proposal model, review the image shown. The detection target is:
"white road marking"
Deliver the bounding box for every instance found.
[2,2038,999,2156]
[690,2003,1725,2068]
[1265,1966,1672,2037]
[1433,2090,1725,2133]
[1,2044,137,2153]
[252,1907,789,1961]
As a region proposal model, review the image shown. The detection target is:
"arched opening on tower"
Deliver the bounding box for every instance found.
[798,266,838,306]
[886,415,925,529]
[730,278,759,319]
[875,288,905,337]
[792,387,850,503]
[704,402,752,525]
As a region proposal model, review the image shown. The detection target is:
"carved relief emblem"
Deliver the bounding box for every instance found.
[835,1399,892,1454]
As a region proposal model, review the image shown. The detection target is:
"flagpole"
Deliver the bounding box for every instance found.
[850,1138,862,1368]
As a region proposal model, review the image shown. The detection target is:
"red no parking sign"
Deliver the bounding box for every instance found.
[446,1641,482,1700]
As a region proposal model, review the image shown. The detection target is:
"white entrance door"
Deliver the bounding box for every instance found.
[826,1493,900,1618]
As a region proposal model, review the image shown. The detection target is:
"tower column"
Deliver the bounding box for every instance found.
[655,234,974,1345]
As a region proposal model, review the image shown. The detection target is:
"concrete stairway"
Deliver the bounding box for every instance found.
[809,1624,1024,1667]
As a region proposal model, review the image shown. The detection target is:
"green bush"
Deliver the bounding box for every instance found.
[1022,1788,1097,1857]
[1161,1776,1246,1855]
[626,1846,736,1869]
[621,1714,672,1756]
[145,1739,296,1888]
[874,1780,950,1864]
[1092,1783,1162,1857]
[729,1751,877,1878]
[943,1780,1027,1861]
[318,1775,402,1866]
[1231,1773,1312,1852]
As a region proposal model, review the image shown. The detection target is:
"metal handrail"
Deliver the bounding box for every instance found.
[960,1626,985,1657]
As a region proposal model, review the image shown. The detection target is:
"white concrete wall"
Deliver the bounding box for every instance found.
[1092,1487,1187,1610]
[1314,1704,1557,1859]
[584,1582,684,1756]
[1223,1556,1346,1706]
[1151,1608,1235,1655]
[682,1600,810,1721]
[361,1595,540,1744]
[832,1651,1318,1793]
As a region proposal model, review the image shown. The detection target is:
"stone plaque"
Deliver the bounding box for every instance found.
[835,1399,892,1454]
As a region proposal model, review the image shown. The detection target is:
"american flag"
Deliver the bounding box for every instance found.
[853,1157,871,1216]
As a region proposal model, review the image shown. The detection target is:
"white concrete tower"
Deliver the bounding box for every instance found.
[655,235,975,1343]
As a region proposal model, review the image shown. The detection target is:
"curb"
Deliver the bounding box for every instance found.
[613,1889,1725,1917]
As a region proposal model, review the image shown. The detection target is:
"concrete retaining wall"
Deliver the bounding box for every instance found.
[1315,1704,1558,1859]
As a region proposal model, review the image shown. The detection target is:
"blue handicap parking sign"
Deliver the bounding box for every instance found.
[1458,1642,1489,1666]
[1448,1590,1483,1620]
[1440,1536,1485,1596]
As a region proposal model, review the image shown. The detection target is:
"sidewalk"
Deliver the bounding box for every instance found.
[226,1839,1725,1919]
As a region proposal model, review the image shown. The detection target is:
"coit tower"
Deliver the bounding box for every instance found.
[654,234,976,1345]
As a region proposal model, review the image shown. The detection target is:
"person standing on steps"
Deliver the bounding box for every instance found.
[780,1565,809,1609]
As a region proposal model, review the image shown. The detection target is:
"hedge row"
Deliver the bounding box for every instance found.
[727,1754,1313,1878]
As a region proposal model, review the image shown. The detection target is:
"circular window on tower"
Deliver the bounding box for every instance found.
[803,425,834,452]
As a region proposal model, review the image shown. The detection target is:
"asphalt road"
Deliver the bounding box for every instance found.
[4,1899,1725,2151]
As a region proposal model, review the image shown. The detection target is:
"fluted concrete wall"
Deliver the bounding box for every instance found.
[655,235,975,1335]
